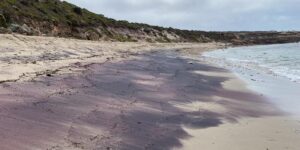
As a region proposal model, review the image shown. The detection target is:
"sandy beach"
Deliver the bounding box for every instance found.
[0,34,299,150]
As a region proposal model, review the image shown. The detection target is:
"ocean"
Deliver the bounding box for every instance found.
[203,43,300,83]
[203,43,300,115]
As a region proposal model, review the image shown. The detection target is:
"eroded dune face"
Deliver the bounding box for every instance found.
[0,49,281,150]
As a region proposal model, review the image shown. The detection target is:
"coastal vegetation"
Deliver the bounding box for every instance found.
[1,0,300,44]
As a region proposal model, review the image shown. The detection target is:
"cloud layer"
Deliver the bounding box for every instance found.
[65,0,300,31]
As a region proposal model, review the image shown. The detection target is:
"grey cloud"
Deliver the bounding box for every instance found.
[65,0,300,31]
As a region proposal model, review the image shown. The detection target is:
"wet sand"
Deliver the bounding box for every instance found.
[0,34,299,150]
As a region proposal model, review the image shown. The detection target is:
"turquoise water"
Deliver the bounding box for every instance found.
[204,43,300,83]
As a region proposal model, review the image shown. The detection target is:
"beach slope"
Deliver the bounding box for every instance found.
[0,35,299,150]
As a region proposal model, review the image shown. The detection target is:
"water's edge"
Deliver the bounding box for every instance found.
[204,43,300,83]
[202,43,300,115]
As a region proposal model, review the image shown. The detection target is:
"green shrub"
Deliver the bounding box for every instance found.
[0,14,7,27]
[73,7,82,15]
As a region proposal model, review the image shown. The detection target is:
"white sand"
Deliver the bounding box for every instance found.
[176,70,300,150]
[178,117,300,150]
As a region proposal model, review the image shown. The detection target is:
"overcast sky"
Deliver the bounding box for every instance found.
[65,0,300,31]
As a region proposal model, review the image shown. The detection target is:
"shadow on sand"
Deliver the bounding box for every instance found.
[0,51,282,150]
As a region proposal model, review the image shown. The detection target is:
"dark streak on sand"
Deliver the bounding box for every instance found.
[0,51,281,150]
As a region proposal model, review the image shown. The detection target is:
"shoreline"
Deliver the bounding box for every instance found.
[0,34,299,149]
[175,65,300,150]
[201,44,300,115]
[175,44,300,150]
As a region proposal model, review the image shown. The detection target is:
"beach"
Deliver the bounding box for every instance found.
[0,34,299,150]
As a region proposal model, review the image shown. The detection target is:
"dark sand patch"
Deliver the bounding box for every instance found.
[0,51,281,150]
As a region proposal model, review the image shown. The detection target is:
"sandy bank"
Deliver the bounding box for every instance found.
[0,34,223,83]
